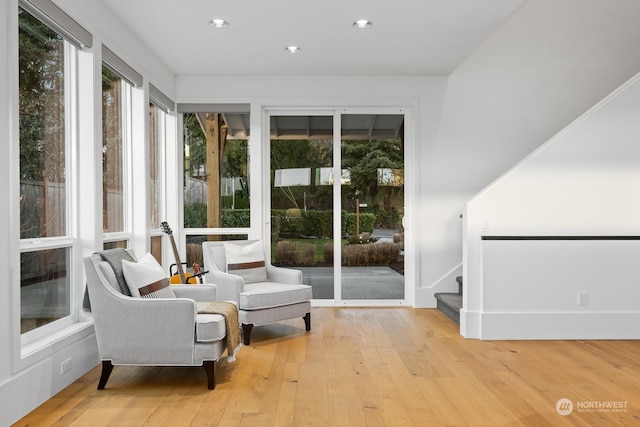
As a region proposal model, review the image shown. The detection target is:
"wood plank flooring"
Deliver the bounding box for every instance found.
[15,308,640,426]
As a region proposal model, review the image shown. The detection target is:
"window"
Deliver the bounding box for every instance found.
[149,103,161,230]
[101,47,141,251]
[149,102,165,263]
[18,6,74,334]
[102,65,127,237]
[182,110,250,265]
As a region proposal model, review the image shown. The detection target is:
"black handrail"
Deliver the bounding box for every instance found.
[481,235,640,240]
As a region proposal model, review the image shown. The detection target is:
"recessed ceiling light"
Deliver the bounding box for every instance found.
[209,18,229,28]
[285,46,301,54]
[353,19,372,29]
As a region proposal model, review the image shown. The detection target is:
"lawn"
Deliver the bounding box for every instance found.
[271,238,347,263]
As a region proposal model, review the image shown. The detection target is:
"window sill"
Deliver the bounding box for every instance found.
[17,320,95,373]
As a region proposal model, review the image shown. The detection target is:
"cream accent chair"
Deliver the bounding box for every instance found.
[202,240,312,345]
[83,251,227,390]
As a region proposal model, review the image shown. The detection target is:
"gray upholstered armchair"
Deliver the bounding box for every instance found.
[202,240,312,345]
[83,251,227,390]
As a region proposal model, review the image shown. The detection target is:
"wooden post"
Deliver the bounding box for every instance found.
[355,198,360,237]
[205,113,221,229]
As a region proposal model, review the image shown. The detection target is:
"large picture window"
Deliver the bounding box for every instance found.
[19,7,73,334]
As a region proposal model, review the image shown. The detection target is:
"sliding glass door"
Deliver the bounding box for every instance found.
[269,112,405,303]
[340,114,405,300]
[270,115,335,299]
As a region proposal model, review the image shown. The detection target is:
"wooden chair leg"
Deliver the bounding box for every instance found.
[97,360,114,390]
[203,361,216,390]
[303,312,311,331]
[242,323,254,345]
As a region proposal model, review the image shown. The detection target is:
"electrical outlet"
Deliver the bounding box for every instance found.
[61,358,72,375]
[578,292,588,307]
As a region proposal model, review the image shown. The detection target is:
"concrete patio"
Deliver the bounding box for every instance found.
[296,266,404,300]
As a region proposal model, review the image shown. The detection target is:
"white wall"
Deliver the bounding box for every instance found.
[463,72,640,339]
[417,0,640,306]
[0,1,176,425]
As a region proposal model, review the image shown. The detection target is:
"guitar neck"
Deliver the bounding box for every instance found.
[168,234,186,284]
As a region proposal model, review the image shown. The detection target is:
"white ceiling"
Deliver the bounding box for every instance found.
[94,0,525,76]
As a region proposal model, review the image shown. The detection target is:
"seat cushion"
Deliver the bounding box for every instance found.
[196,313,226,342]
[224,241,268,284]
[240,282,312,310]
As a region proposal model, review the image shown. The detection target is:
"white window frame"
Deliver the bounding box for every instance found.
[19,37,77,346]
[149,101,168,264]
[178,108,252,262]
[101,65,133,247]
[263,106,414,307]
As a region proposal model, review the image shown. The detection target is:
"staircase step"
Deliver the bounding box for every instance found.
[434,292,462,325]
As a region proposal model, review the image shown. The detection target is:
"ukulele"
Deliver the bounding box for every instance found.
[161,221,192,284]
[191,263,203,284]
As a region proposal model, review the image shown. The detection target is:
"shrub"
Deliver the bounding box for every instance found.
[270,215,281,243]
[342,242,401,266]
[301,210,332,238]
[184,202,207,228]
[275,241,316,266]
[186,243,203,268]
[375,209,401,229]
[369,243,401,265]
[221,209,250,227]
[343,212,376,236]
[300,243,316,265]
[342,244,368,266]
[273,209,305,237]
[346,232,371,245]
[323,243,333,264]
[393,231,404,248]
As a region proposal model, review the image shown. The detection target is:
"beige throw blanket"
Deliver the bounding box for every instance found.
[196,301,241,362]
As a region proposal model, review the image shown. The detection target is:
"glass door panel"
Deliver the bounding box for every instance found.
[183,110,250,268]
[340,114,405,300]
[270,115,334,299]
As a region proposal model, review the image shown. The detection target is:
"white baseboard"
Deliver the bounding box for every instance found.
[461,311,640,340]
[0,334,100,426]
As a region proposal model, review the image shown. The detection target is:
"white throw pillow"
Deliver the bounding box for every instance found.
[122,252,175,298]
[224,241,268,284]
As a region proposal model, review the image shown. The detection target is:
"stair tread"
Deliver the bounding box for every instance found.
[434,292,462,310]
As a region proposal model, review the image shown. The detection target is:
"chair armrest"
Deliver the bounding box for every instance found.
[171,284,218,302]
[266,265,303,284]
[202,270,243,303]
[93,297,200,365]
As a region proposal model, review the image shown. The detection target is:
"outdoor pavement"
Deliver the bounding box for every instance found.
[295,228,405,300]
[296,266,404,300]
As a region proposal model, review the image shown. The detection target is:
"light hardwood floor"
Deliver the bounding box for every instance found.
[15,307,640,426]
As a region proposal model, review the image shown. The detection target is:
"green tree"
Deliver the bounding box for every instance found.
[222,139,249,196]
[19,8,65,183]
[342,139,403,208]
[19,7,66,238]
[183,113,206,177]
[270,139,333,210]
